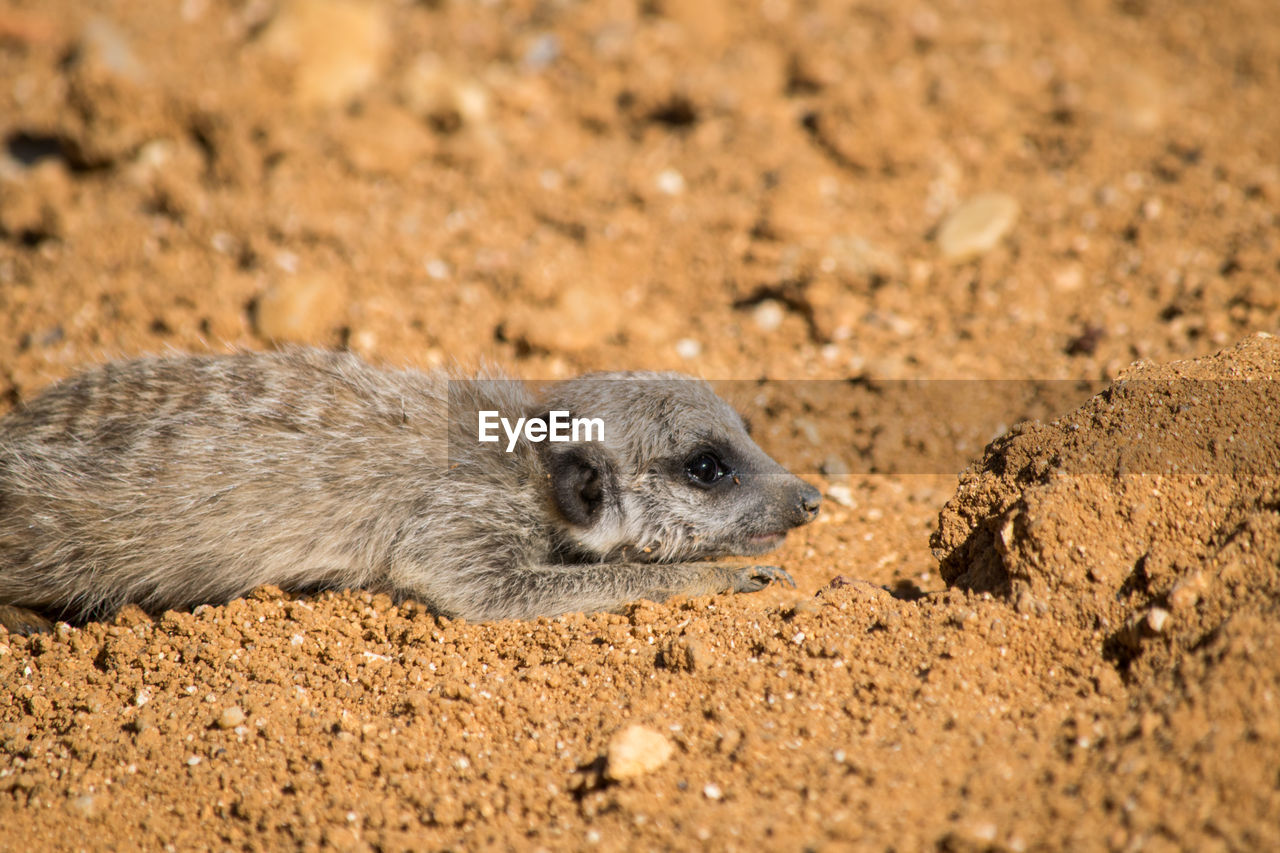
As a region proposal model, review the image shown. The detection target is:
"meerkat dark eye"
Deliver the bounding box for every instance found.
[685,452,728,486]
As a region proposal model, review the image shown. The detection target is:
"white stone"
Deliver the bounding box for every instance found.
[826,485,856,508]
[753,300,785,332]
[656,169,686,196]
[675,338,702,359]
[937,193,1020,260]
[605,725,674,781]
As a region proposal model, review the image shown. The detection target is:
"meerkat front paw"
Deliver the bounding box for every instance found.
[730,565,796,593]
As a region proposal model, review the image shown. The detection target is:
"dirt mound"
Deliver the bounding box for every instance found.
[935,331,1280,671]
[931,335,1280,845]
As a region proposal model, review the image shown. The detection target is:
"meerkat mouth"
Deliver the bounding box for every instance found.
[743,531,788,552]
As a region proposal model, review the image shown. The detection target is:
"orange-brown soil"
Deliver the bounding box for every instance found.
[1,0,1278,849]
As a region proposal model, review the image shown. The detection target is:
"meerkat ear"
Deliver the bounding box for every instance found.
[545,444,615,527]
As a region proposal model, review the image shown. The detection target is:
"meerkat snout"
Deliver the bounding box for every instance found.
[791,481,824,524]
[801,482,823,516]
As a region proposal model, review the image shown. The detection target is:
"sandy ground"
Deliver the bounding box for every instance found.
[1,0,1279,849]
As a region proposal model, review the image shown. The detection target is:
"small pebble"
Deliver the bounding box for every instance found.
[937,193,1020,260]
[424,258,450,280]
[753,300,785,332]
[80,16,146,82]
[261,0,389,108]
[955,820,999,845]
[787,597,820,617]
[605,724,674,781]
[131,710,156,733]
[68,793,99,818]
[254,275,346,343]
[503,281,621,352]
[349,329,378,355]
[703,783,723,800]
[523,34,560,71]
[675,338,702,359]
[1112,69,1164,131]
[1145,607,1170,634]
[656,169,686,196]
[662,638,707,673]
[826,485,856,508]
[210,232,236,254]
[400,55,491,130]
[216,705,246,730]
[820,456,851,477]
[1168,572,1206,611]
[826,234,903,280]
[1054,265,1084,291]
[274,250,299,273]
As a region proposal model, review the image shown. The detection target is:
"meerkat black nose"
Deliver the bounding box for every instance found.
[797,483,822,521]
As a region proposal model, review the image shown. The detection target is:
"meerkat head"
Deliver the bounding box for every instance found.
[537,372,821,563]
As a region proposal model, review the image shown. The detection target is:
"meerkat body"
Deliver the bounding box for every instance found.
[0,349,820,631]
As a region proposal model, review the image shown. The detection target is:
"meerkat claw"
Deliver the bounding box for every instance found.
[732,565,796,593]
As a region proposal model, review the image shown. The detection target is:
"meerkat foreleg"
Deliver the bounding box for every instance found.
[438,562,794,622]
[0,604,55,635]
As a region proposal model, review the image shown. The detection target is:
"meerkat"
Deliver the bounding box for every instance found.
[0,348,821,632]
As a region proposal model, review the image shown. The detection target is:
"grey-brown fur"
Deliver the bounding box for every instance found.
[0,349,820,631]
